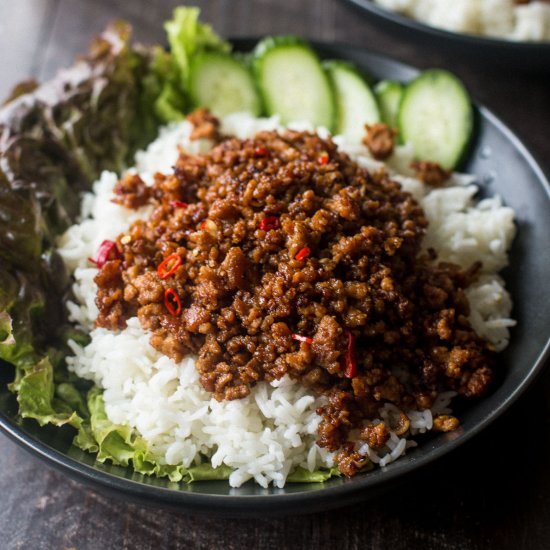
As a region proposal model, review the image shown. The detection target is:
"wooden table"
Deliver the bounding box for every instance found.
[1,2,549,548]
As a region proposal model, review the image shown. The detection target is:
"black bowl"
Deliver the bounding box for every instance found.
[341,0,550,72]
[1,41,550,516]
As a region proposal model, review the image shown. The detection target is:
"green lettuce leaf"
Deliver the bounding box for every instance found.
[147,6,230,122]
[186,463,235,482]
[145,47,187,123]
[79,388,189,482]
[165,6,230,87]
[16,356,84,429]
[0,312,14,345]
[0,276,45,367]
[0,271,17,346]
[286,466,342,483]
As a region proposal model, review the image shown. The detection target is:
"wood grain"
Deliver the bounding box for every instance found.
[1,1,549,548]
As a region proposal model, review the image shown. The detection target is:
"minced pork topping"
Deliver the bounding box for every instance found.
[93,110,495,476]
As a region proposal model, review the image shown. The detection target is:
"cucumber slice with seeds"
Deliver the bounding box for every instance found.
[189,51,262,117]
[253,36,335,130]
[398,69,473,169]
[325,60,380,141]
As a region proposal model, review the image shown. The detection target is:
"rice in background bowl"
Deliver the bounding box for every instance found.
[373,0,550,41]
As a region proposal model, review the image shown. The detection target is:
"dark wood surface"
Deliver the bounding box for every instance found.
[1,2,549,549]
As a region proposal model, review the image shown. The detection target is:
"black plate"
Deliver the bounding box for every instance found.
[1,41,550,517]
[341,0,550,72]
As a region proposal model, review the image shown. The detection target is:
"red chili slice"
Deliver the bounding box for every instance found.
[88,240,120,268]
[318,152,329,165]
[295,247,311,261]
[170,200,188,209]
[259,216,280,231]
[164,288,182,316]
[292,334,313,344]
[157,253,182,280]
[254,146,268,157]
[344,331,358,378]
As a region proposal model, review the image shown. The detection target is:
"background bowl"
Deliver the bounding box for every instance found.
[1,41,549,516]
[341,0,550,72]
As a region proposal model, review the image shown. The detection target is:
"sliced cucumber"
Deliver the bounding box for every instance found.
[398,69,473,170]
[189,51,261,117]
[375,80,403,129]
[253,36,335,130]
[325,60,380,141]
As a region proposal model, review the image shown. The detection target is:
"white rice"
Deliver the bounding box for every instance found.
[57,113,516,487]
[373,0,550,41]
